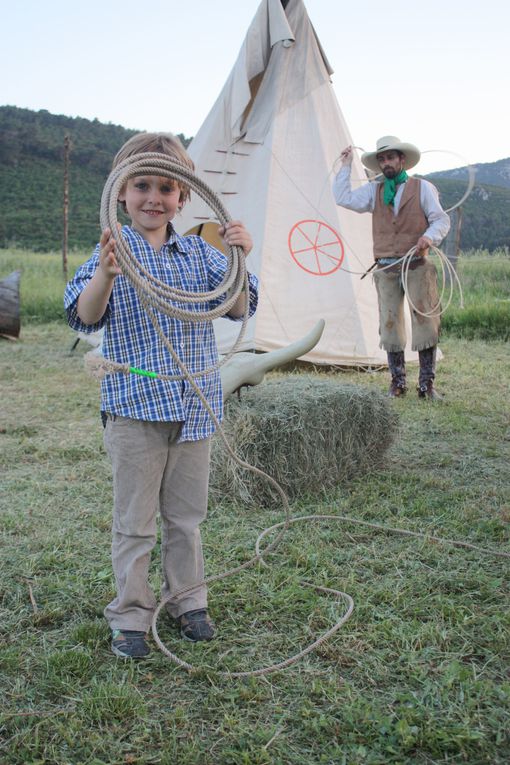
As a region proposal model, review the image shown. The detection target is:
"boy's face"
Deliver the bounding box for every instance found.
[119,175,182,243]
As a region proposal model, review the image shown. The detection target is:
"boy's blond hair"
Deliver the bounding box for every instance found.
[113,132,194,206]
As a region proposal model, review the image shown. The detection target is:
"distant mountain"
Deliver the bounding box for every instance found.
[0,105,507,252]
[423,157,510,250]
[426,177,510,252]
[428,157,510,190]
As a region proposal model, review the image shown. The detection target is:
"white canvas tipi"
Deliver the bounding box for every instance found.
[176,0,387,366]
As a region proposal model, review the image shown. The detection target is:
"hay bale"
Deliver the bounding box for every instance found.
[210,374,398,507]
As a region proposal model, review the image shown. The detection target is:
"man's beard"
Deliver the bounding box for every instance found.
[383,167,397,179]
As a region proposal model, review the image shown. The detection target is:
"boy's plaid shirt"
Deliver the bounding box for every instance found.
[65,225,258,442]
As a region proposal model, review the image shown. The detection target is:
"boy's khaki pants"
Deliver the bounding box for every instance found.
[103,416,210,633]
[373,256,441,352]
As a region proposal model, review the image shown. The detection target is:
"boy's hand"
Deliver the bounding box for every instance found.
[99,227,122,278]
[218,221,253,257]
[77,226,121,324]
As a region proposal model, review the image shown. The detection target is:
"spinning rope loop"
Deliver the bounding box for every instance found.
[324,146,475,277]
[420,149,476,214]
[343,147,475,215]
[96,153,506,679]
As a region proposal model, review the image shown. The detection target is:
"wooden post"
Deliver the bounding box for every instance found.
[62,134,70,279]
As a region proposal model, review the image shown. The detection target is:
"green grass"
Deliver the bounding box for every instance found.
[1,323,509,764]
[0,249,88,323]
[440,249,510,340]
[1,247,509,340]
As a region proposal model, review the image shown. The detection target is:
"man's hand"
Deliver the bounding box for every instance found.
[416,236,432,254]
[218,220,253,257]
[340,146,354,166]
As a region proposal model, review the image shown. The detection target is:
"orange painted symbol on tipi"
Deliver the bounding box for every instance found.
[288,220,345,276]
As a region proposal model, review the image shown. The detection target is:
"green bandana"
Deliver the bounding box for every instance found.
[383,170,408,206]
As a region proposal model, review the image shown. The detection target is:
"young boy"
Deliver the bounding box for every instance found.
[65,132,258,659]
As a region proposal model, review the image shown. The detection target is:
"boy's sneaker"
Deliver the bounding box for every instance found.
[111,629,150,659]
[177,609,215,642]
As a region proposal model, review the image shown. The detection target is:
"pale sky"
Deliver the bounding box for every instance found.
[1,0,508,174]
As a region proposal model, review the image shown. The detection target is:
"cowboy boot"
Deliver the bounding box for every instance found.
[387,351,407,397]
[417,346,443,400]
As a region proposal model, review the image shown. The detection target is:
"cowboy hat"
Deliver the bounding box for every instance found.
[361,136,421,172]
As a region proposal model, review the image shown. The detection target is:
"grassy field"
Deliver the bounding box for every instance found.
[1,316,509,763]
[440,249,510,341]
[0,250,86,324]
[0,248,509,339]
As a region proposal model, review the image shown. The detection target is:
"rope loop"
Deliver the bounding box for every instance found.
[100,152,249,357]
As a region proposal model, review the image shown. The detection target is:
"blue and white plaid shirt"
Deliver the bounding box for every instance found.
[65,225,258,442]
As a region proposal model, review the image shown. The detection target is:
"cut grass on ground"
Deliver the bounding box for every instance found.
[1,324,509,765]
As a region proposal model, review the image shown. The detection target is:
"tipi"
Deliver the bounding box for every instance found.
[176,0,386,366]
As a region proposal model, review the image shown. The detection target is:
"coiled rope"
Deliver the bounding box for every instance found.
[96,152,507,678]
[400,245,464,318]
[359,245,464,320]
[98,152,249,380]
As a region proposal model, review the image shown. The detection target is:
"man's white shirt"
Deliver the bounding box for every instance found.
[333,165,451,245]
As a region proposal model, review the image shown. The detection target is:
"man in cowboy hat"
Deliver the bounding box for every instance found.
[333,136,450,400]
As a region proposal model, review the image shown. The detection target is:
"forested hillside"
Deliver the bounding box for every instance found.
[427,157,510,251]
[0,105,508,251]
[427,178,510,252]
[0,106,190,251]
[430,157,510,190]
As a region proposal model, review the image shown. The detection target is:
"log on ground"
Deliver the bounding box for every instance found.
[0,270,21,339]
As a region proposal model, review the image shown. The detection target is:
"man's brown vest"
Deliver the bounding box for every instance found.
[372,177,427,259]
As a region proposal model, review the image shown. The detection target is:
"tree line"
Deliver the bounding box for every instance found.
[0,105,508,252]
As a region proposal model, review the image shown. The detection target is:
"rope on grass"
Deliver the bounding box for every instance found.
[98,152,301,674]
[98,152,507,679]
[256,515,510,564]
